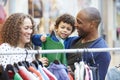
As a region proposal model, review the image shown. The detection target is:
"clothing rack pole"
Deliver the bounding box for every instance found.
[1,48,120,55]
[29,48,120,54]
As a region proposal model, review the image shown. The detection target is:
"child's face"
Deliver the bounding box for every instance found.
[56,21,73,39]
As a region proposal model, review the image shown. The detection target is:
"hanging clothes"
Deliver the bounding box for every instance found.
[0,5,6,24]
[106,67,120,80]
[0,65,9,80]
[48,62,70,80]
[42,67,57,80]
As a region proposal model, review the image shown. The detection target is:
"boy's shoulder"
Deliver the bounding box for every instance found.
[67,36,78,39]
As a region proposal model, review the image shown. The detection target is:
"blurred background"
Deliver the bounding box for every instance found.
[0,0,120,68]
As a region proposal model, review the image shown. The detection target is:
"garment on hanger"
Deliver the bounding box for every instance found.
[42,36,67,65]
[42,67,57,80]
[74,49,99,80]
[48,62,70,80]
[106,66,120,80]
[0,65,9,80]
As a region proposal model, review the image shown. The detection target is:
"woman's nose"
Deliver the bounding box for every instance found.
[28,29,33,34]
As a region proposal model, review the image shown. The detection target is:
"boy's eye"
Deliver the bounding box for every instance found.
[60,26,65,29]
[67,28,72,31]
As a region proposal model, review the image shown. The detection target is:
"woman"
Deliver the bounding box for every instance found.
[0,13,36,66]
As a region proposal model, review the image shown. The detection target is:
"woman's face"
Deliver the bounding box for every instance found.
[18,17,33,47]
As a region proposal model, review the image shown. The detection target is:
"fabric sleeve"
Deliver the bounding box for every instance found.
[31,34,42,46]
[95,52,111,80]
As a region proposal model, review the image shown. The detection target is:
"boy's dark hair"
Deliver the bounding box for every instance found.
[54,13,75,33]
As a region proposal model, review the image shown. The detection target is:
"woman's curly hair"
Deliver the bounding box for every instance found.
[1,13,35,48]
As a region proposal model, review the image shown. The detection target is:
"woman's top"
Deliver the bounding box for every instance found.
[0,43,34,67]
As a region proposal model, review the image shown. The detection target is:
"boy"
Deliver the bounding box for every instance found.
[32,13,77,66]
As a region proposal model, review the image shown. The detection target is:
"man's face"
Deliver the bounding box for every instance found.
[75,11,91,38]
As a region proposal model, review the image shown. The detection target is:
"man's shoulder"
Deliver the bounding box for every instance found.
[90,37,108,48]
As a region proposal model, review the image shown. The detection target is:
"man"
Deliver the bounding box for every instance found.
[67,7,111,80]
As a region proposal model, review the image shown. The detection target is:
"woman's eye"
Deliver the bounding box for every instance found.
[24,27,28,29]
[24,26,33,29]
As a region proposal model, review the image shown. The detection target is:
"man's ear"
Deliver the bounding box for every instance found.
[90,20,96,28]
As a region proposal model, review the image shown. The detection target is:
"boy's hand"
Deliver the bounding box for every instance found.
[40,35,46,42]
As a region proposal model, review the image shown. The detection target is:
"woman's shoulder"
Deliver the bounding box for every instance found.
[0,43,25,52]
[0,43,11,50]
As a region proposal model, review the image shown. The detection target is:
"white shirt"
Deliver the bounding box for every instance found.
[0,43,34,67]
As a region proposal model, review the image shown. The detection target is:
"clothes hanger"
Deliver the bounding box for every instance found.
[22,61,29,70]
[20,49,30,69]
[53,52,60,64]
[32,60,39,69]
[115,64,120,68]
[76,49,82,63]
[35,50,44,67]
[30,63,37,69]
[24,61,30,68]
[5,64,17,75]
[14,62,19,71]
[18,61,24,66]
[53,60,60,64]
[25,49,29,61]
[85,48,96,65]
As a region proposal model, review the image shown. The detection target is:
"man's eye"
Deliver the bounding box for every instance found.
[77,19,82,24]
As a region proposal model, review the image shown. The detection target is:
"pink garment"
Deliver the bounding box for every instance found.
[85,64,90,80]
[0,5,6,24]
[18,67,31,80]
[42,67,57,80]
[28,66,43,80]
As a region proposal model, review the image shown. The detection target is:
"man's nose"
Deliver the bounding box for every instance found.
[74,21,78,26]
[74,23,78,29]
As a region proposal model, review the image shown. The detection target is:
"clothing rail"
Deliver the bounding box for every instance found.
[0,48,120,55]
